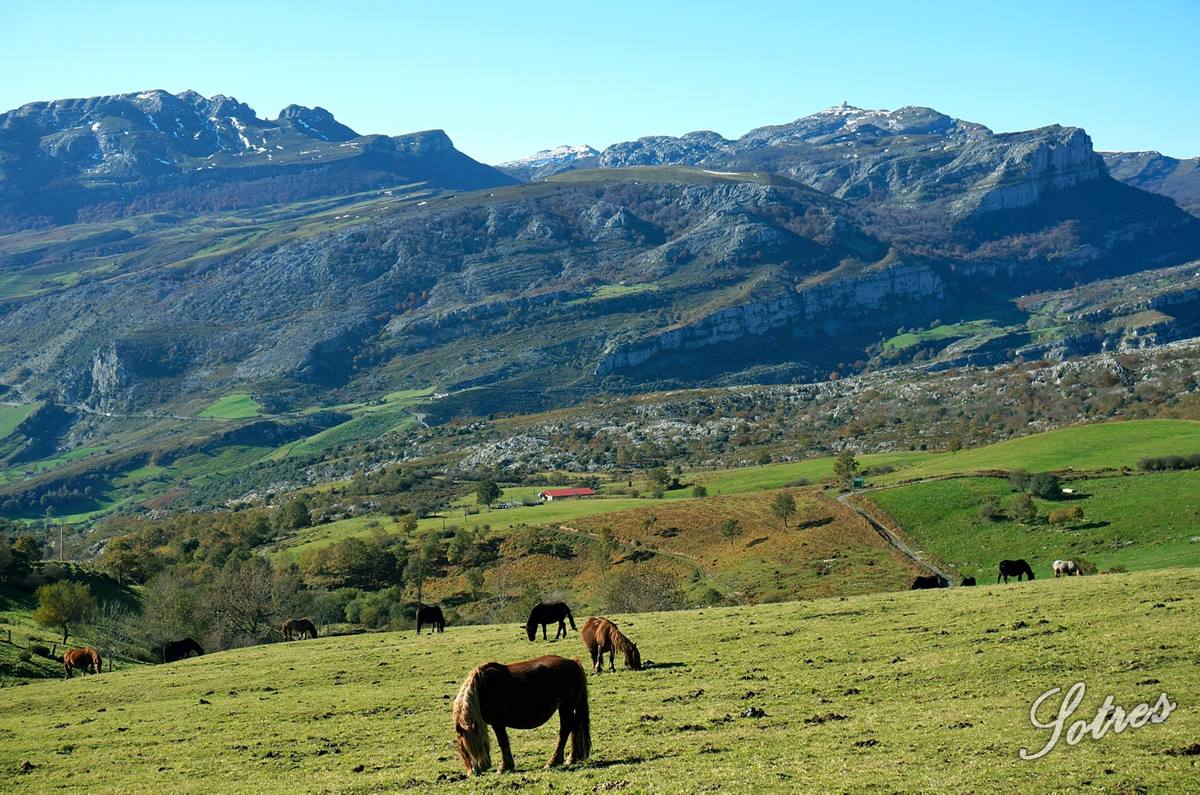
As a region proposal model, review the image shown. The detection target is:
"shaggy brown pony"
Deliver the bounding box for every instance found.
[581,617,641,673]
[282,618,318,640]
[453,655,590,774]
[62,647,102,679]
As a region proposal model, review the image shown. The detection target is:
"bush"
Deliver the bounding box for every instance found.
[17,649,32,663]
[1075,559,1099,575]
[1049,505,1084,526]
[1011,470,1062,499]
[1138,453,1200,471]
[978,495,1003,522]
[1010,493,1038,523]
[30,644,51,658]
[598,566,685,614]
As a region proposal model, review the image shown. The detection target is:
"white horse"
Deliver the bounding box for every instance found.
[1053,559,1080,577]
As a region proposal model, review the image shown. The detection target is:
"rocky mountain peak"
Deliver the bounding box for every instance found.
[276,104,358,141]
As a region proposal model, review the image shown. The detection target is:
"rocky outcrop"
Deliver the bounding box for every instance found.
[596,261,945,374]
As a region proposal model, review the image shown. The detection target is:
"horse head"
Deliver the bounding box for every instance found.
[629,643,642,670]
[525,620,537,642]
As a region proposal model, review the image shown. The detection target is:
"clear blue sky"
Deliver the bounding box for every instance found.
[2,1,1197,163]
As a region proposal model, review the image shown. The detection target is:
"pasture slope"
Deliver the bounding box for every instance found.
[2,569,1197,792]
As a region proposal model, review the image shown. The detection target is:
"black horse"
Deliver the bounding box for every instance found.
[161,638,204,663]
[417,605,446,634]
[910,575,949,590]
[998,559,1036,583]
[961,577,977,586]
[525,602,577,641]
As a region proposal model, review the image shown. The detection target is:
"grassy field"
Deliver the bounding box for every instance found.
[198,393,263,420]
[665,450,934,498]
[866,471,1200,580]
[1,569,1196,792]
[881,319,998,353]
[875,419,1200,481]
[271,495,656,561]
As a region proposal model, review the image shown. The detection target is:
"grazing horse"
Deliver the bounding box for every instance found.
[581,617,641,673]
[453,655,590,774]
[282,618,318,640]
[997,559,1036,584]
[62,647,102,679]
[910,575,948,590]
[1053,559,1081,577]
[525,602,576,641]
[161,638,204,663]
[961,577,977,586]
[416,605,446,634]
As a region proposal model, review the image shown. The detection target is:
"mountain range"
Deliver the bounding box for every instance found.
[1,92,1200,515]
[0,89,514,230]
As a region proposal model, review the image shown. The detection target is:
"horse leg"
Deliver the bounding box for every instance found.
[493,725,516,772]
[547,707,571,768]
[557,620,566,640]
[542,623,548,640]
[609,648,616,673]
[590,645,600,674]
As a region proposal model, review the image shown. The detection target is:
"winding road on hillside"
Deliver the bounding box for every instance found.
[836,491,955,585]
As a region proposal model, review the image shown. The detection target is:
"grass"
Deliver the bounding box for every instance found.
[866,471,1200,580]
[0,403,38,440]
[272,495,656,561]
[876,419,1200,481]
[880,319,997,353]
[664,450,934,498]
[0,569,1196,791]
[198,393,263,420]
[566,283,659,305]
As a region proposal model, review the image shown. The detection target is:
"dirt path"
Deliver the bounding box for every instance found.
[836,491,955,585]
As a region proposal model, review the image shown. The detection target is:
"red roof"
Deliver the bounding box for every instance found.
[539,487,596,498]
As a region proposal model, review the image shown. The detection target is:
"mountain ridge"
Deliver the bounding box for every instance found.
[0,89,516,230]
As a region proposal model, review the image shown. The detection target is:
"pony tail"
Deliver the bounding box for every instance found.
[566,605,577,631]
[453,667,491,774]
[571,670,591,763]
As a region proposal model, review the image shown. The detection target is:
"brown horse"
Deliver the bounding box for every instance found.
[62,647,102,679]
[453,655,590,774]
[581,617,641,673]
[282,618,318,640]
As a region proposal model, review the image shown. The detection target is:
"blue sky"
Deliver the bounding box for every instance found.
[2,1,1197,163]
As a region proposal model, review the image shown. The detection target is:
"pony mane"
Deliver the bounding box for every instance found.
[611,626,638,667]
[452,665,491,774]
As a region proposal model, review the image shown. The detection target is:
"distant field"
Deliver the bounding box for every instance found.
[665,450,934,498]
[876,419,1200,481]
[865,470,1200,579]
[0,402,38,439]
[272,494,656,561]
[198,393,262,419]
[1,569,1195,791]
[881,319,997,353]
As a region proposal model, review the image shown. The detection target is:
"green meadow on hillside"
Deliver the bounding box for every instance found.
[875,419,1200,481]
[866,471,1200,580]
[1,569,1196,792]
[198,393,263,419]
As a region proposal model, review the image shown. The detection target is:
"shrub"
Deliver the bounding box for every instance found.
[17,649,32,663]
[1010,493,1038,523]
[1049,505,1084,526]
[978,495,1003,522]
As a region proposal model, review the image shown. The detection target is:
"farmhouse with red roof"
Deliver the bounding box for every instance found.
[537,487,596,502]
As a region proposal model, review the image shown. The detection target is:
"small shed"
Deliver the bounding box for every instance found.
[853,476,865,489]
